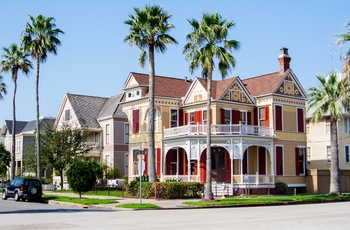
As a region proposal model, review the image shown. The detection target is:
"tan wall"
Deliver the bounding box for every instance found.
[275,140,306,176]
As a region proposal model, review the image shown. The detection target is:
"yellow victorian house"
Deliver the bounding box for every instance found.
[121,47,307,195]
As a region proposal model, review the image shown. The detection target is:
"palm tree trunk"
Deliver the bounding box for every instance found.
[35,56,41,180]
[148,43,156,183]
[204,69,213,200]
[11,74,18,181]
[329,118,340,194]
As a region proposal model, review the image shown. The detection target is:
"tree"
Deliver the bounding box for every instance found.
[335,20,350,79]
[106,165,120,179]
[124,5,177,182]
[0,75,7,100]
[66,160,96,199]
[22,14,64,179]
[183,12,240,200]
[41,124,90,189]
[87,160,107,185]
[307,72,350,195]
[0,143,11,177]
[1,43,32,180]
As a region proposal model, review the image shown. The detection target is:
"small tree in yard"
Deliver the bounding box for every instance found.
[66,160,96,199]
[0,143,11,178]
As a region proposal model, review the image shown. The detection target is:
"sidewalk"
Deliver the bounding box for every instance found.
[45,191,200,210]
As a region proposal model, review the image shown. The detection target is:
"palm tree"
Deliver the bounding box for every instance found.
[124,5,177,182]
[22,14,64,179]
[307,72,350,195]
[0,75,7,100]
[335,20,350,79]
[183,12,240,200]
[1,43,32,180]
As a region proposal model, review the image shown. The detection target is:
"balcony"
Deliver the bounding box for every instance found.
[164,124,274,138]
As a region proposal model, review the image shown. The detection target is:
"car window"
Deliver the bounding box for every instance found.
[10,179,17,186]
[15,179,23,186]
[31,180,41,186]
[24,180,32,186]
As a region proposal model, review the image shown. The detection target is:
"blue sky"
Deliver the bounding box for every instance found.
[0,0,349,123]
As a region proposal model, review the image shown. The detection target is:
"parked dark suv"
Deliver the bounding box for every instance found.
[2,177,42,201]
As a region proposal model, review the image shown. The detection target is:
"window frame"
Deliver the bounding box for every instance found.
[124,123,129,144]
[105,124,110,145]
[345,145,350,163]
[170,109,178,128]
[326,145,331,163]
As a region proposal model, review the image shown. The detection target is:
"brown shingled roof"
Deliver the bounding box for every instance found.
[242,70,288,97]
[130,72,192,98]
[197,77,237,100]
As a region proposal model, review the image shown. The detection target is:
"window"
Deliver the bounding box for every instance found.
[136,90,140,96]
[15,140,21,153]
[240,111,247,125]
[275,105,282,131]
[128,92,132,98]
[132,109,140,134]
[259,107,266,126]
[133,149,139,176]
[344,117,350,134]
[189,112,195,124]
[224,110,231,124]
[64,109,70,121]
[124,124,129,144]
[170,109,178,127]
[325,117,331,134]
[105,124,110,145]
[276,146,283,175]
[202,110,208,125]
[297,148,306,176]
[326,146,331,163]
[345,145,350,163]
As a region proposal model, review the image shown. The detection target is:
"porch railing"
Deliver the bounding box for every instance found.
[164,124,274,138]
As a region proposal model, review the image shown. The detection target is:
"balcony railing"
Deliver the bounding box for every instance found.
[164,124,274,138]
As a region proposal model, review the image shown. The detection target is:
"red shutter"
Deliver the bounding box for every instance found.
[166,152,171,175]
[225,151,231,183]
[247,111,252,125]
[156,148,161,177]
[258,147,266,175]
[179,109,183,126]
[210,109,213,124]
[276,146,283,175]
[232,110,240,124]
[265,106,270,127]
[275,105,282,131]
[297,108,304,132]
[185,112,188,125]
[132,109,140,134]
[200,150,206,182]
[220,108,225,124]
[195,111,202,124]
[295,148,300,176]
[143,148,148,176]
[253,107,258,125]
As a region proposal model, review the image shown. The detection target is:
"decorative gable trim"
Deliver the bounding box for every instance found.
[183,78,208,105]
[219,78,255,104]
[275,70,306,98]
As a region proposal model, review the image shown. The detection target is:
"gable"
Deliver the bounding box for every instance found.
[275,72,305,98]
[220,79,254,104]
[55,96,80,129]
[184,79,208,104]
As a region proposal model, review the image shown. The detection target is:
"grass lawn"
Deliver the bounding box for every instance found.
[117,203,161,209]
[183,193,350,207]
[42,194,118,205]
[52,189,124,197]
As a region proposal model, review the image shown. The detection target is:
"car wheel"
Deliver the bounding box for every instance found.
[14,192,20,201]
[28,186,38,195]
[2,191,7,200]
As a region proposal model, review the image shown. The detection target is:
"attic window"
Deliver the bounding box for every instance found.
[65,109,70,121]
[136,90,140,96]
[128,92,132,98]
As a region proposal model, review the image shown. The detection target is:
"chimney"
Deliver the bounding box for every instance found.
[278,47,291,73]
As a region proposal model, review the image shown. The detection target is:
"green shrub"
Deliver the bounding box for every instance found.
[275,182,287,194]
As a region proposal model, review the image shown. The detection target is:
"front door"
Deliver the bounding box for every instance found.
[211,147,226,182]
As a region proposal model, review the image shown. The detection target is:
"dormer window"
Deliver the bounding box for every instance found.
[136,90,140,96]
[128,92,132,98]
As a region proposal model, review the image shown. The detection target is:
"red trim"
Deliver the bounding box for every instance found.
[265,106,270,127]
[200,150,206,182]
[243,150,247,174]
[220,108,225,124]
[297,108,304,132]
[185,112,188,125]
[253,107,258,125]
[247,111,252,125]
[232,110,240,124]
[179,109,183,126]
[132,109,139,134]
[156,148,161,177]
[275,105,282,131]
[258,147,266,174]
[276,146,283,175]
